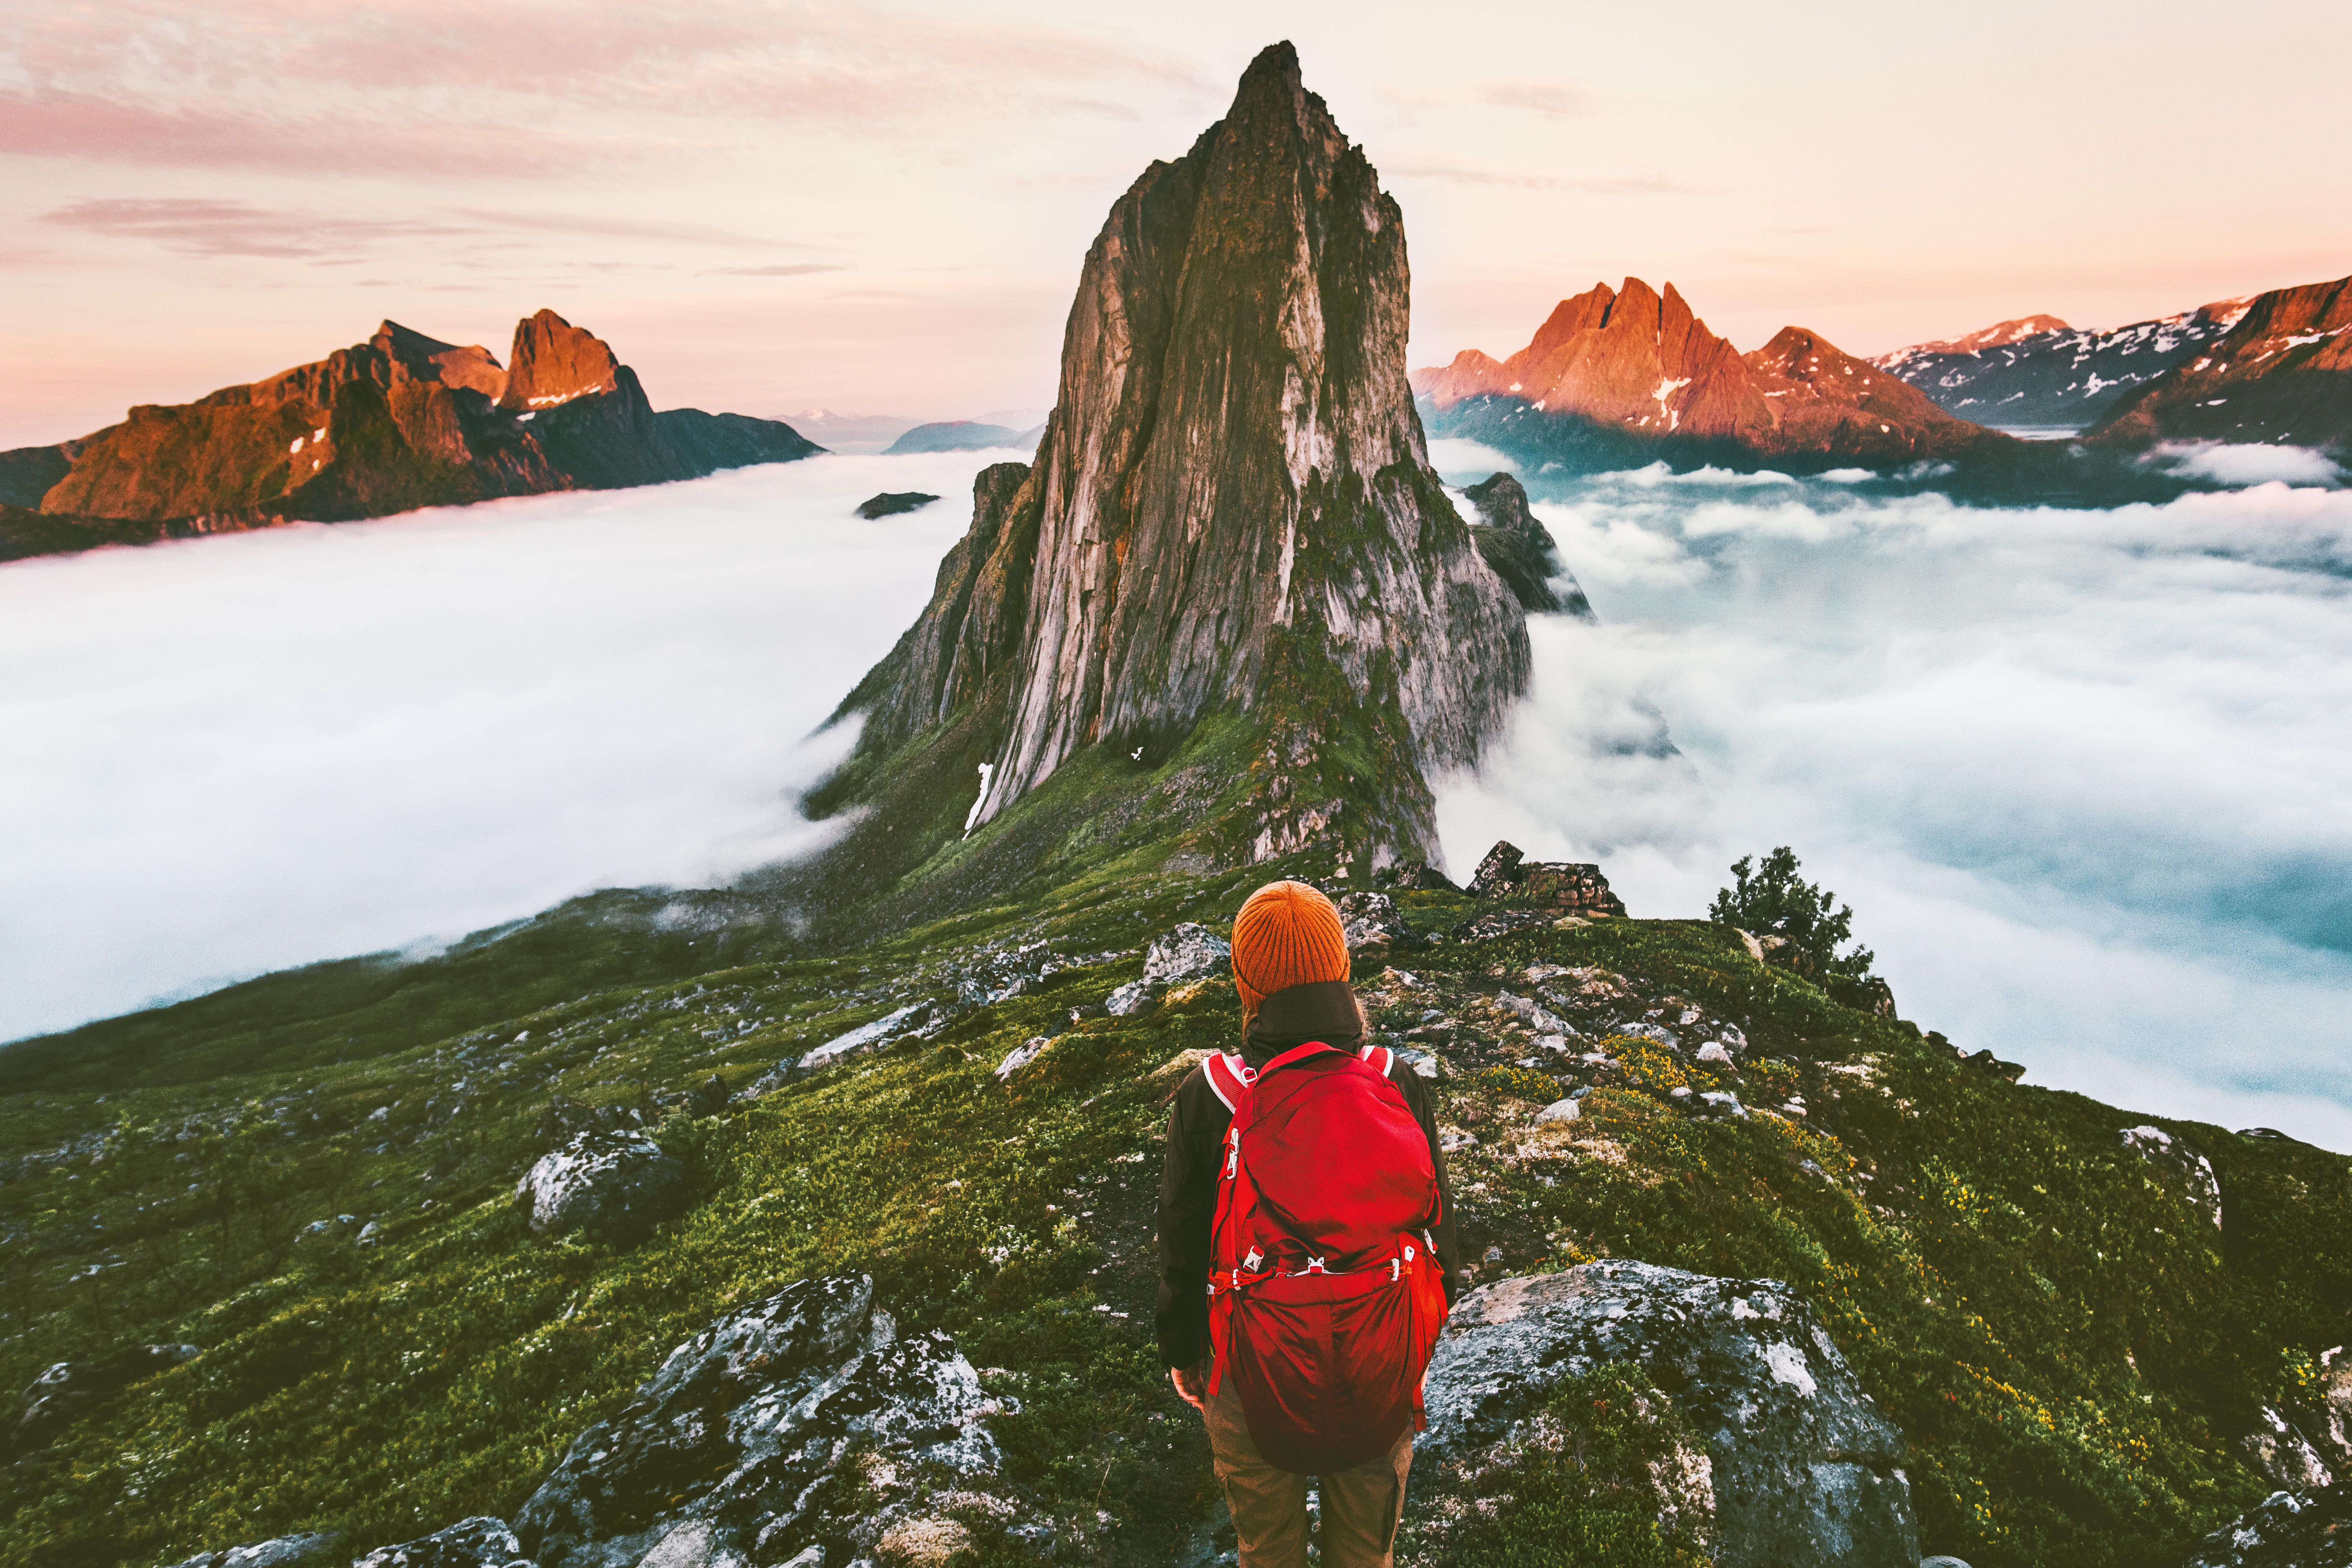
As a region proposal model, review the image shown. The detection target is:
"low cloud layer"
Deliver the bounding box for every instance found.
[0,451,1009,1042]
[1428,446,2352,1150]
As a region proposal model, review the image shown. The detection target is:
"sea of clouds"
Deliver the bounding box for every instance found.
[5,439,2347,1150]
[1428,440,2352,1150]
[0,452,995,1042]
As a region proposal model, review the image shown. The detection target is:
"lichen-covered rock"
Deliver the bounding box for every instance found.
[1418,1261,1919,1568]
[1104,980,1154,1017]
[1336,891,1425,956]
[1462,841,1626,917]
[12,1342,198,1456]
[350,1516,531,1567]
[1446,907,1559,943]
[513,1131,684,1248]
[2243,1402,2337,1489]
[799,1001,943,1073]
[1374,859,1461,893]
[2121,1124,2224,1230]
[157,1533,342,1568]
[2177,1482,2352,1567]
[513,1275,1009,1568]
[1143,924,1230,987]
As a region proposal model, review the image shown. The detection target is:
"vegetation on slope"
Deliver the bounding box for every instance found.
[2,851,2345,1568]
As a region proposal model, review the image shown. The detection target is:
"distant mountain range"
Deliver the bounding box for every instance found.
[1414,278,2012,469]
[882,419,1047,455]
[1873,301,2254,431]
[2089,274,2352,450]
[0,312,819,563]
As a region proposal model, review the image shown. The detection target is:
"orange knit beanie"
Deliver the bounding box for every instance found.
[1230,881,1352,1012]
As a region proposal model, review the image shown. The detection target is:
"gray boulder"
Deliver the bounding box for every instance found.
[1144,923,1230,987]
[513,1274,1008,1568]
[157,1534,341,1568]
[1419,1260,1918,1568]
[513,1131,685,1248]
[2178,1482,2352,1567]
[1104,980,1155,1016]
[351,1517,531,1567]
[13,1342,199,1456]
[1336,892,1425,956]
[2121,1124,2224,1230]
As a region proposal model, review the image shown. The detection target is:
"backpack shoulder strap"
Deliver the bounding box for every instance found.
[1259,1042,1339,1077]
[1202,1051,1254,1112]
[1358,1043,1395,1077]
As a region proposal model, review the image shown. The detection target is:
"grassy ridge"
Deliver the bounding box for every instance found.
[1,868,2346,1567]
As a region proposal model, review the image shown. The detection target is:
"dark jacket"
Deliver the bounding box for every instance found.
[1153,979,1461,1370]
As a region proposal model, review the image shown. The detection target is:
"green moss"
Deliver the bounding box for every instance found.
[1399,1364,1711,1567]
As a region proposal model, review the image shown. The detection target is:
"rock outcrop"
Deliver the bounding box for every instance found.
[1414,277,2009,467]
[5,312,818,554]
[159,1533,343,1568]
[9,1341,197,1458]
[513,1131,685,1248]
[513,1274,1009,1568]
[2091,271,2352,453]
[1464,840,1626,918]
[1336,890,1425,956]
[1417,1261,1920,1568]
[350,1517,530,1568]
[857,491,941,519]
[1460,472,1591,616]
[825,43,1530,869]
[1874,300,2249,430]
[2177,1482,2352,1568]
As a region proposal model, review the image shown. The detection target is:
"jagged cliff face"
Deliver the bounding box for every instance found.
[23,312,817,533]
[842,42,1528,864]
[1414,278,2009,462]
[2091,272,2352,451]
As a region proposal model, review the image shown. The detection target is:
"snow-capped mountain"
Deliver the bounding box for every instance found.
[1873,299,2252,431]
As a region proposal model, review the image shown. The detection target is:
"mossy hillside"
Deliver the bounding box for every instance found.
[2,877,2346,1568]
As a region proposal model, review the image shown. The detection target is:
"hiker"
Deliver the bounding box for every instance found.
[1155,879,1461,1568]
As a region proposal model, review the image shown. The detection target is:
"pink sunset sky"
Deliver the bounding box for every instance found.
[4,0,2348,450]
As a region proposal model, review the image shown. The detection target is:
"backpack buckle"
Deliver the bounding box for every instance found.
[1303,1256,1328,1274]
[1243,1247,1264,1272]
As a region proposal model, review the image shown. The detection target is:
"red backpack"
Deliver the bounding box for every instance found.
[1204,1042,1451,1474]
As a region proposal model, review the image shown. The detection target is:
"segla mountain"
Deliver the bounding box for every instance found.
[0,312,818,562]
[1412,277,2016,472]
[805,41,1536,902]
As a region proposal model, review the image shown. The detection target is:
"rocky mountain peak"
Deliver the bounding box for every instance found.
[502,309,625,411]
[371,319,508,401]
[827,40,1528,871]
[1898,315,2071,360]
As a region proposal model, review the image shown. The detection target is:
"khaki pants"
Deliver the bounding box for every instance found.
[1205,1383,1414,1568]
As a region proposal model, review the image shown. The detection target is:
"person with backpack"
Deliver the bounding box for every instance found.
[1155,879,1462,1568]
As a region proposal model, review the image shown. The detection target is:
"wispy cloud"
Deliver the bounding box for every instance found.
[451,207,802,250]
[0,89,634,177]
[707,264,846,277]
[39,198,468,258]
[1392,160,1684,195]
[1475,79,1587,118]
[0,1,1201,175]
